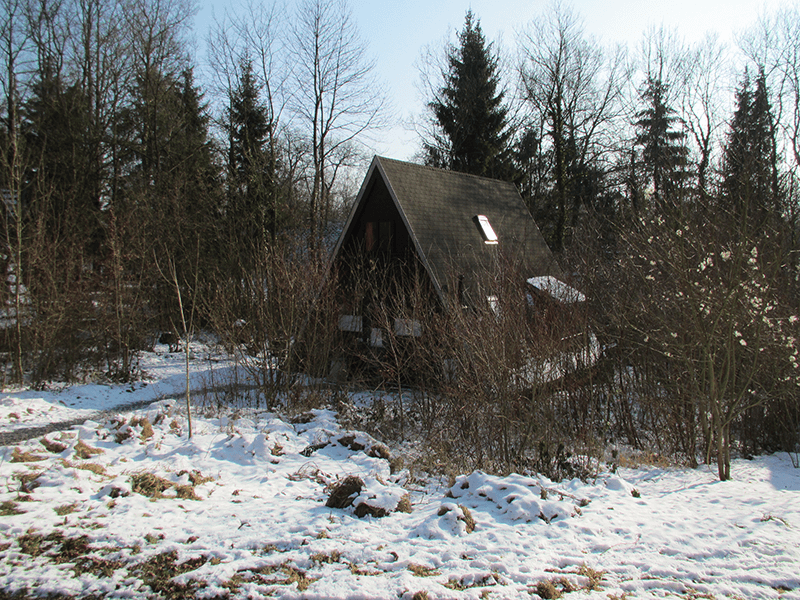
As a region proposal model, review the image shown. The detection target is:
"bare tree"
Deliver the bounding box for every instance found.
[518,0,627,252]
[681,33,728,201]
[0,0,31,383]
[288,0,386,250]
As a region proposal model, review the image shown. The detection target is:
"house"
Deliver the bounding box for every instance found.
[329,156,579,351]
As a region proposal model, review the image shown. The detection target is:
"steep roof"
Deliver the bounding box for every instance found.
[334,156,561,301]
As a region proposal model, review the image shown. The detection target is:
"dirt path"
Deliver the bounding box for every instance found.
[0,396,179,446]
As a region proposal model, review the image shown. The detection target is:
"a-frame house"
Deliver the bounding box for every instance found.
[329,156,572,349]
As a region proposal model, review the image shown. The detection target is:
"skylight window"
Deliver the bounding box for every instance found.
[473,215,498,244]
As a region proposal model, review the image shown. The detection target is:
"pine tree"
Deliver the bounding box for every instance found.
[424,11,512,179]
[634,77,689,207]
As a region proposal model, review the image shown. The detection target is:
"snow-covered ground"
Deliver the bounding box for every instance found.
[1,344,799,599]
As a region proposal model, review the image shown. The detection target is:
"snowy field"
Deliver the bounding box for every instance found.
[1,344,799,599]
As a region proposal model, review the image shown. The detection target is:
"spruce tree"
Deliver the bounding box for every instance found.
[723,68,780,229]
[634,77,689,207]
[424,11,512,179]
[225,59,275,268]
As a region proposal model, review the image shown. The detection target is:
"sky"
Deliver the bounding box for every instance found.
[195,0,781,161]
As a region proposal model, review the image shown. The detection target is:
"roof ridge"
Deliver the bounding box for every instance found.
[376,156,516,186]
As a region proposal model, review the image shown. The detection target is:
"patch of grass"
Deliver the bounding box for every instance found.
[18,532,45,557]
[282,563,317,591]
[445,578,467,591]
[310,550,341,564]
[175,485,201,501]
[54,503,79,516]
[40,438,68,453]
[396,493,413,513]
[533,580,562,599]
[73,556,125,577]
[130,472,172,499]
[17,530,90,563]
[13,470,42,493]
[10,447,46,463]
[54,534,91,563]
[445,574,499,591]
[348,562,382,576]
[177,470,214,486]
[76,462,107,476]
[114,428,133,444]
[682,588,717,599]
[0,501,24,516]
[130,470,204,501]
[459,504,475,533]
[578,564,605,591]
[131,417,154,440]
[411,592,429,600]
[408,563,440,577]
[532,577,577,599]
[132,550,207,600]
[74,440,103,460]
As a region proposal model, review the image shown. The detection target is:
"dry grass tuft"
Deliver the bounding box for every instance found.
[40,437,68,454]
[130,472,173,498]
[396,493,413,513]
[11,447,46,463]
[131,417,154,440]
[458,504,475,533]
[74,440,103,459]
[14,471,42,493]
[178,470,214,486]
[408,563,440,577]
[76,462,107,476]
[578,564,605,591]
[54,503,79,516]
[130,472,203,501]
[0,500,24,516]
[325,475,363,509]
[367,443,391,460]
[282,563,317,591]
[310,550,341,564]
[175,485,201,501]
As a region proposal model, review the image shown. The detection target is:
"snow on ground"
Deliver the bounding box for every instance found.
[1,346,799,599]
[0,340,241,431]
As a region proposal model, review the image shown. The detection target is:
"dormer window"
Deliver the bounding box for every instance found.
[473,215,498,244]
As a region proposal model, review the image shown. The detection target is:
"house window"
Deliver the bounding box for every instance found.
[394,318,422,337]
[365,221,393,252]
[338,315,363,332]
[473,215,498,244]
[365,222,376,251]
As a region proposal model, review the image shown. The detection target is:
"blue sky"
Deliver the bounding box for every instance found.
[195,0,778,160]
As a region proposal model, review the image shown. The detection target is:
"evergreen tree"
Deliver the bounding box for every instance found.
[723,68,781,229]
[424,11,512,179]
[225,59,276,265]
[634,77,689,207]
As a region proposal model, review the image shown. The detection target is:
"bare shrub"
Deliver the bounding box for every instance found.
[204,241,341,410]
[337,248,600,478]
